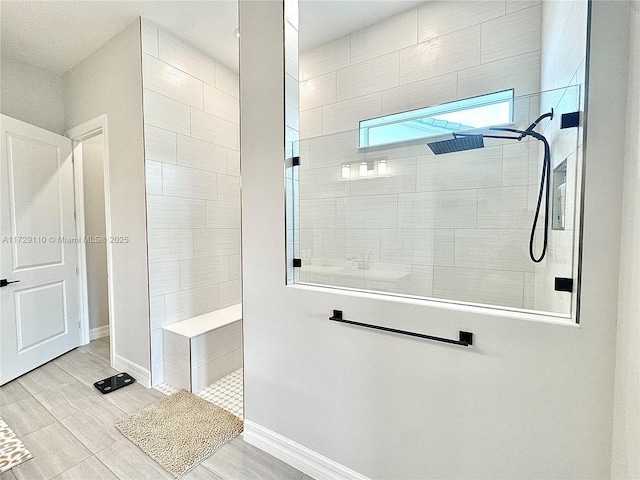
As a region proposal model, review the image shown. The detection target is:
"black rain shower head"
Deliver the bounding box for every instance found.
[427,134,484,155]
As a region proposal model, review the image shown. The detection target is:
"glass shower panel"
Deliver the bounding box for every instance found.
[289,86,582,318]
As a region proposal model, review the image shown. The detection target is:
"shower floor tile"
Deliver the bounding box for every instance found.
[155,368,243,419]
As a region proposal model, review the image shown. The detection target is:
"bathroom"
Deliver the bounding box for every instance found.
[1,0,638,478]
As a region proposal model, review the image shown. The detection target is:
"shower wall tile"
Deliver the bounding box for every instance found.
[179,256,230,290]
[146,195,206,229]
[217,174,241,204]
[215,64,239,99]
[477,186,534,229]
[481,5,542,64]
[381,73,458,116]
[145,125,177,164]
[454,229,534,273]
[141,19,159,57]
[158,31,215,85]
[143,54,204,109]
[149,295,165,330]
[399,26,482,85]
[191,108,238,150]
[337,195,398,229]
[433,267,524,308]
[145,160,163,195]
[285,74,299,131]
[227,150,240,176]
[416,146,503,191]
[176,135,227,173]
[218,280,242,309]
[381,229,455,266]
[300,73,336,111]
[148,261,181,296]
[322,93,381,135]
[300,108,323,139]
[147,229,193,263]
[206,201,241,229]
[398,191,477,229]
[506,0,541,14]
[502,141,539,187]
[204,84,239,125]
[229,254,242,281]
[350,8,417,64]
[417,0,505,42]
[300,36,350,81]
[300,199,336,229]
[164,285,219,325]
[144,89,190,135]
[300,167,351,199]
[285,20,299,80]
[162,163,218,201]
[193,229,241,258]
[142,20,241,385]
[345,229,382,262]
[457,50,541,98]
[308,130,363,168]
[337,52,399,102]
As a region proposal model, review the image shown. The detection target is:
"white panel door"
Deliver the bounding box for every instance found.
[0,114,79,385]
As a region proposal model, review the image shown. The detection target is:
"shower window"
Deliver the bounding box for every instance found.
[360,90,514,148]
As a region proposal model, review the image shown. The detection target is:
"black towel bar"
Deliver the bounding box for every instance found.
[328,310,473,347]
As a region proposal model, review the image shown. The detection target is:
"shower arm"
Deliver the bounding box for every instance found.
[453,109,554,143]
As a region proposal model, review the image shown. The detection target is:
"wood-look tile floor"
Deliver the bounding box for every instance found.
[0,338,310,480]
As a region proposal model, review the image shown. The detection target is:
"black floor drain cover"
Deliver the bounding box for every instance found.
[93,372,136,394]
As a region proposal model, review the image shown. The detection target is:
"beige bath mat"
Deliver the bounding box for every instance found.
[115,389,243,478]
[0,417,33,474]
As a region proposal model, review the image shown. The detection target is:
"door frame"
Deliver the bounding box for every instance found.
[65,114,115,365]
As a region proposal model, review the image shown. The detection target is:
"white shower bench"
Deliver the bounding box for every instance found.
[162,303,242,392]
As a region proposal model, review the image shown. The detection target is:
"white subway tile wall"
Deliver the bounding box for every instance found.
[295,1,580,312]
[142,21,240,384]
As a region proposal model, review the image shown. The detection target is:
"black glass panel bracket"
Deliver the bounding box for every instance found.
[292,156,300,166]
[93,372,136,394]
[555,277,574,292]
[329,310,473,347]
[561,111,580,129]
[293,258,302,268]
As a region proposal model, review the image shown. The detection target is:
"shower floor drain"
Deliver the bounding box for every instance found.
[93,372,136,394]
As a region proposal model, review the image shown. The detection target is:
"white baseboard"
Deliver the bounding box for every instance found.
[112,354,150,388]
[243,420,369,480]
[89,325,110,340]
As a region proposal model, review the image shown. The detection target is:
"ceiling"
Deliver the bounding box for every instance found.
[1,0,424,76]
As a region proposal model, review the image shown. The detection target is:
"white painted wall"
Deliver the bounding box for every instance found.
[0,54,65,134]
[240,0,628,477]
[63,20,150,380]
[139,20,241,385]
[82,134,109,332]
[611,2,640,478]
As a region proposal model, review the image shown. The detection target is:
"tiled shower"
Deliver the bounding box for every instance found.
[140,20,241,385]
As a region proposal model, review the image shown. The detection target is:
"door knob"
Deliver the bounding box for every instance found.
[0,279,20,287]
